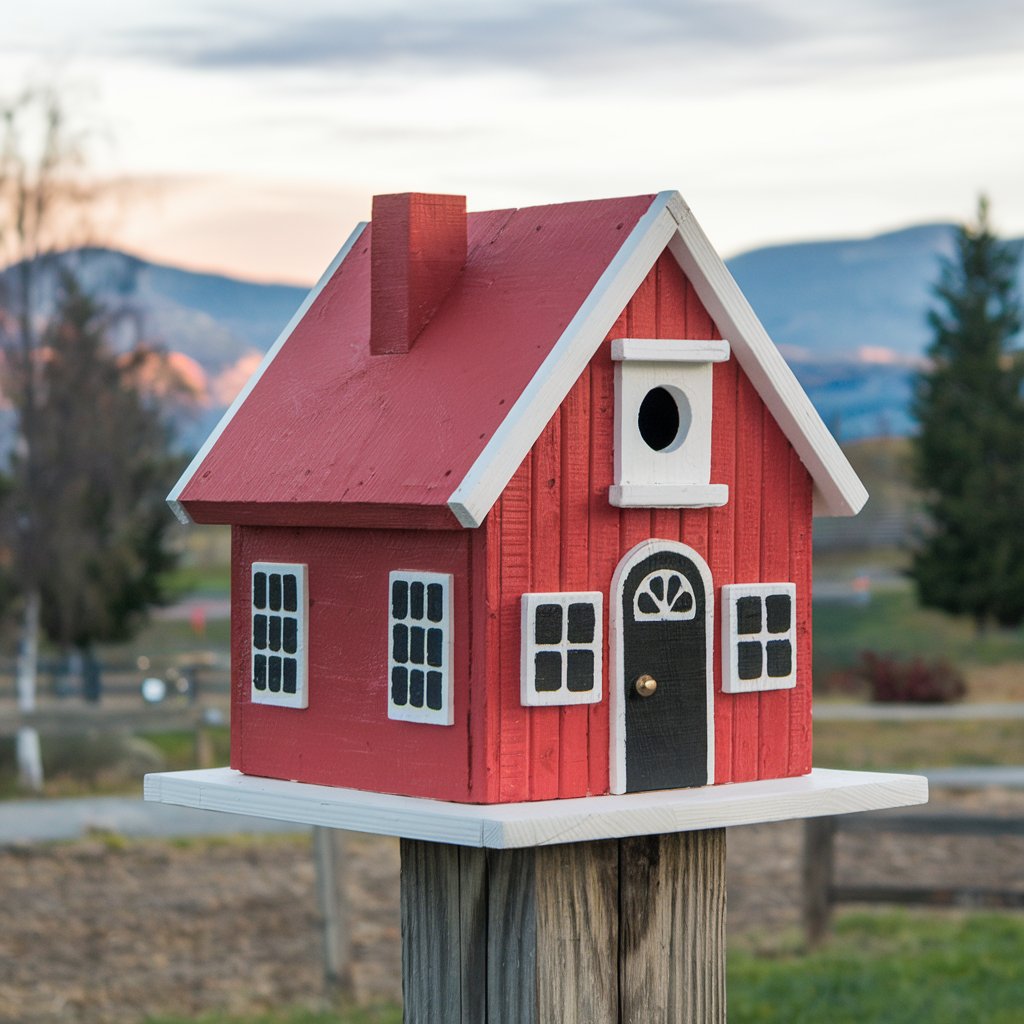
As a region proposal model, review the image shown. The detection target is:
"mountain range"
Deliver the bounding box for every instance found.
[6,222,1022,447]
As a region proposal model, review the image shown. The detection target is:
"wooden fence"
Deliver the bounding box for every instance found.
[802,809,1024,946]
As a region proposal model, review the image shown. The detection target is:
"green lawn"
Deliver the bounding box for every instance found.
[813,587,1024,685]
[143,913,1024,1024]
[814,717,1023,771]
[730,911,1024,1024]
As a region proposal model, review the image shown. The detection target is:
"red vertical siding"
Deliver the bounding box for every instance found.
[529,412,562,800]
[730,373,763,782]
[619,268,656,553]
[497,463,532,802]
[468,510,500,802]
[229,526,248,773]
[231,525,474,801]
[586,310,625,796]
[560,372,594,797]
[708,356,738,783]
[758,415,793,778]
[482,251,815,800]
[789,450,815,775]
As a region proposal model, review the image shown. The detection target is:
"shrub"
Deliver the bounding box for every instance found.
[858,651,967,703]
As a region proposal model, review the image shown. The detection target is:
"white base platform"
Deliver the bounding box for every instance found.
[144,767,927,849]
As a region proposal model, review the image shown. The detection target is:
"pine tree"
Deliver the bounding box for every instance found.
[11,270,181,691]
[910,197,1024,630]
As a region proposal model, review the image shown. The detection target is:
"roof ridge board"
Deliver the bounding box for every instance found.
[166,220,369,525]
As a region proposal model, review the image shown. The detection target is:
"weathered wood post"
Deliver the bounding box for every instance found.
[402,830,725,1023]
[146,768,927,1023]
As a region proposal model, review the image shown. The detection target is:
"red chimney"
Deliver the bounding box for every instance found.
[370,192,467,355]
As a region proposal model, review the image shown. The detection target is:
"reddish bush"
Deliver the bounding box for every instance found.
[858,651,967,704]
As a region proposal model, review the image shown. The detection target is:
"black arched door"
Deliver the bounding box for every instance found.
[619,546,709,792]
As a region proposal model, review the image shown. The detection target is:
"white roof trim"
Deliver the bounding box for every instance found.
[167,222,369,524]
[448,191,866,526]
[664,198,867,516]
[448,191,681,528]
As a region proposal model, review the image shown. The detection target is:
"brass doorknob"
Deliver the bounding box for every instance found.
[635,674,658,697]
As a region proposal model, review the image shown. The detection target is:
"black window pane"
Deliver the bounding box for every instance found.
[391,666,408,706]
[410,626,425,664]
[534,651,562,691]
[410,582,424,619]
[426,671,443,711]
[737,641,763,680]
[567,602,596,644]
[409,669,425,708]
[269,574,282,612]
[283,659,297,694]
[427,583,444,622]
[253,654,267,690]
[253,614,268,650]
[736,597,762,635]
[637,592,659,616]
[253,572,267,609]
[283,574,298,612]
[268,616,282,652]
[535,604,563,645]
[766,594,792,635]
[767,640,793,678]
[283,618,297,655]
[392,580,409,619]
[392,624,409,663]
[268,655,283,692]
[427,628,443,668]
[566,649,595,691]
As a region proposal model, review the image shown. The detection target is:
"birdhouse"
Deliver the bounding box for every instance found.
[169,190,869,805]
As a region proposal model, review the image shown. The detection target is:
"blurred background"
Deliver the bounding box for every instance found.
[0,3,1022,1023]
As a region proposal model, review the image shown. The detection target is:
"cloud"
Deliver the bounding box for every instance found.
[117,1,803,77]
[119,0,1024,82]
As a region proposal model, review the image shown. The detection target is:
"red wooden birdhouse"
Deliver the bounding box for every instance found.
[169,190,867,805]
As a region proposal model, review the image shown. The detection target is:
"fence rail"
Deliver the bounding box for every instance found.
[802,805,1024,945]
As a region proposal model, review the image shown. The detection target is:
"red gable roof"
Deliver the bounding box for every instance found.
[171,190,868,529]
[173,194,657,528]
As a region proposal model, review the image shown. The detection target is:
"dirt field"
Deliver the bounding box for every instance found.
[1,790,1022,1024]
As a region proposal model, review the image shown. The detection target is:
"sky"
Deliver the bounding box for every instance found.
[3,0,1023,284]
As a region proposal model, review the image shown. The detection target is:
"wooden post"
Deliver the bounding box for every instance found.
[312,826,352,999]
[802,815,836,948]
[400,829,726,1023]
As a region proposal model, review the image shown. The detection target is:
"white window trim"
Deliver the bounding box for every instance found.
[610,338,729,509]
[722,583,797,693]
[250,561,309,709]
[521,592,603,707]
[388,570,454,726]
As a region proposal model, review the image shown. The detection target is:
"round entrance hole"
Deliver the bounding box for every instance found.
[637,386,690,452]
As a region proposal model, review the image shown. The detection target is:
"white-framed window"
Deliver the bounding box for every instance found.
[388,571,454,725]
[520,592,603,706]
[251,562,308,709]
[722,583,796,693]
[609,338,730,509]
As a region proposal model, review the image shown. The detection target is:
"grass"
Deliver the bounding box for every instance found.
[814,717,1024,771]
[729,911,1024,1024]
[813,587,1024,685]
[0,726,232,800]
[140,913,1024,1024]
